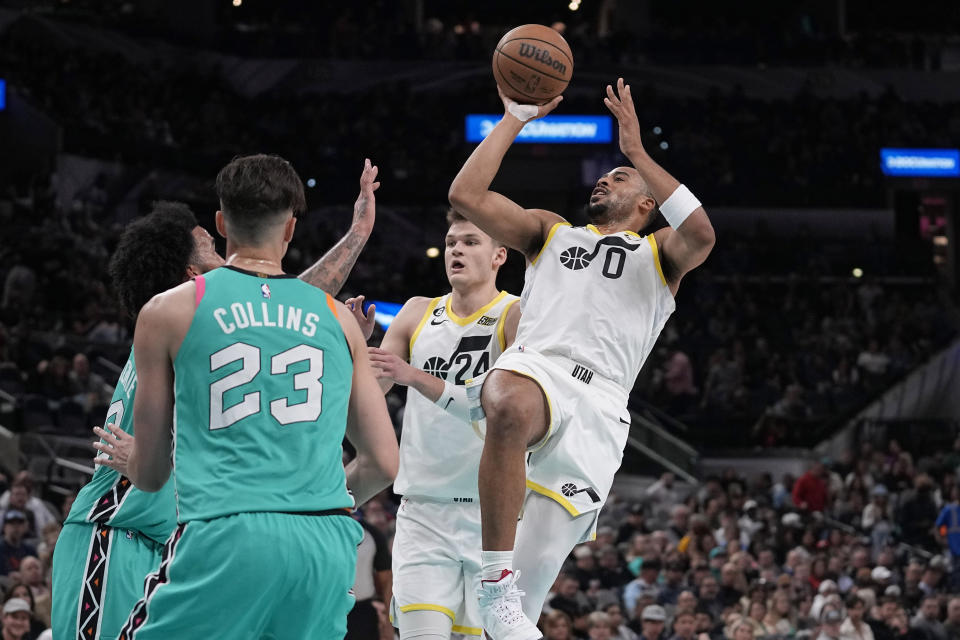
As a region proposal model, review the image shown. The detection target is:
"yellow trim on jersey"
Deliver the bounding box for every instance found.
[531,222,571,265]
[586,223,603,236]
[647,234,668,287]
[398,603,456,621]
[624,230,641,238]
[496,298,520,351]
[409,297,442,355]
[445,290,509,327]
[526,479,582,517]
[452,625,483,636]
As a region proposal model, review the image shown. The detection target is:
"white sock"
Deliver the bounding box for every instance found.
[481,550,514,581]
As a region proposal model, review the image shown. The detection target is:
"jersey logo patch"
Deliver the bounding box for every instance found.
[561,482,601,503]
[430,306,447,326]
[559,235,641,280]
[260,284,271,299]
[477,315,498,326]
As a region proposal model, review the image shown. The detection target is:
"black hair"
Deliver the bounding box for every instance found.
[108,201,198,318]
[846,594,865,609]
[214,154,306,245]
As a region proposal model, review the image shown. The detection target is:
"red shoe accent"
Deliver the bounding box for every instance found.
[481,569,513,585]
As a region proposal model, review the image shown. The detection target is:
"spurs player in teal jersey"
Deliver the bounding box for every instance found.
[345,209,520,640]
[95,154,398,640]
[449,80,716,639]
[54,160,383,640]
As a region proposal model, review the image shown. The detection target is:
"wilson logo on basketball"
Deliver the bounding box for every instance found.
[517,44,568,75]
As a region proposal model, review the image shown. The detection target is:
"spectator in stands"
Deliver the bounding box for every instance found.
[589,611,614,640]
[662,349,697,413]
[67,353,110,413]
[822,609,846,640]
[659,562,689,606]
[543,610,575,640]
[3,583,47,639]
[0,598,33,640]
[919,560,946,597]
[0,488,35,540]
[943,598,960,640]
[575,546,602,590]
[0,474,56,537]
[604,603,639,640]
[769,384,813,420]
[891,607,926,640]
[864,485,893,530]
[17,558,46,601]
[632,605,667,640]
[793,462,830,513]
[719,563,746,608]
[647,475,686,529]
[764,589,797,636]
[668,506,692,546]
[0,512,36,576]
[670,609,699,640]
[551,574,593,622]
[31,355,72,402]
[698,575,724,622]
[625,559,664,618]
[857,340,891,385]
[843,594,875,640]
[912,596,947,640]
[900,475,940,550]
[726,618,755,640]
[619,504,650,545]
[598,546,633,589]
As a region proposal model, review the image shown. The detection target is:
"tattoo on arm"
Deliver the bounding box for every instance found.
[298,227,369,295]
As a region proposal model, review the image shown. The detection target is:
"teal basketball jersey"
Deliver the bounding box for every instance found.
[64,349,178,544]
[171,266,354,522]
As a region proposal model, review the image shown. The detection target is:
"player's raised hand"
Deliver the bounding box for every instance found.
[92,423,134,476]
[604,77,645,158]
[498,85,563,123]
[352,158,379,236]
[345,295,377,341]
[368,347,418,387]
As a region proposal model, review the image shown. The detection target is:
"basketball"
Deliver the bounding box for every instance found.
[492,24,574,105]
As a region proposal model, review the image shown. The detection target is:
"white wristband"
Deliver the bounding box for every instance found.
[659,184,701,229]
[433,381,471,423]
[507,102,538,123]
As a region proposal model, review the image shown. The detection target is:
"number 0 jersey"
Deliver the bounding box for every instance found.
[63,349,178,544]
[172,266,354,522]
[516,223,676,392]
[395,291,518,500]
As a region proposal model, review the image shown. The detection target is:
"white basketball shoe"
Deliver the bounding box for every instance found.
[477,569,542,640]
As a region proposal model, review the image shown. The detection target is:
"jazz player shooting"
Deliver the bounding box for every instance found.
[448,78,716,640]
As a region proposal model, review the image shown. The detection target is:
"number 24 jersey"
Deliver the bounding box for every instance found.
[395,291,518,501]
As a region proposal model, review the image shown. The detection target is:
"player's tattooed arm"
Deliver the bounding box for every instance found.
[298,159,379,294]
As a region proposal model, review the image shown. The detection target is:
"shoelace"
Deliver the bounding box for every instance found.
[478,572,527,608]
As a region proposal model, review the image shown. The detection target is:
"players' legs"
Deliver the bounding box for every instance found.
[398,610,454,639]
[52,523,162,640]
[514,492,596,622]
[478,369,550,554]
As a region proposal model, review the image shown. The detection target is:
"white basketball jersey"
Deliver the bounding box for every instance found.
[515,223,675,391]
[395,291,519,500]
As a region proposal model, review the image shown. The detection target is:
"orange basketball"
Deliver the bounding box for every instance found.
[492,24,574,105]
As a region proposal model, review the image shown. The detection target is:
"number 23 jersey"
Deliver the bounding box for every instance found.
[516,223,676,392]
[395,291,518,501]
[172,266,354,522]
